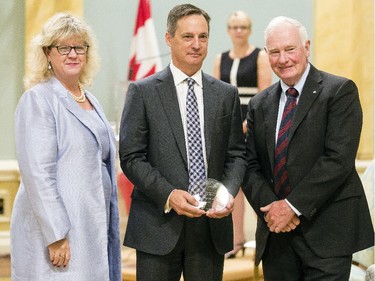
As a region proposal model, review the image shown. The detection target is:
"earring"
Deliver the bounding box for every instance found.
[48,62,51,70]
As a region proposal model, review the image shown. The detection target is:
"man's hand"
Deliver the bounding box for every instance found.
[206,193,234,219]
[169,189,206,218]
[261,200,300,233]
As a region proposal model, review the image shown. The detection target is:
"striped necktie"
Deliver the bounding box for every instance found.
[274,87,299,199]
[186,78,206,199]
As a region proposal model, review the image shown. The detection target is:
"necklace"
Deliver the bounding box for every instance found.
[68,84,86,103]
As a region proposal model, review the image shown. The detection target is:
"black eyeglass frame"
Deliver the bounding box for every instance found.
[49,45,89,55]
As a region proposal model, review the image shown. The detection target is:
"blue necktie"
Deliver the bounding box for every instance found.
[186,78,206,199]
[274,87,299,199]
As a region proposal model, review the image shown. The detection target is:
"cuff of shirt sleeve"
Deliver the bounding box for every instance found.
[285,199,302,216]
[164,189,176,213]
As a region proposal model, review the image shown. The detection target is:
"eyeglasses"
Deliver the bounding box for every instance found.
[228,26,250,31]
[50,45,89,55]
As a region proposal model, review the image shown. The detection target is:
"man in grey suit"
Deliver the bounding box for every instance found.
[242,16,374,280]
[119,4,246,281]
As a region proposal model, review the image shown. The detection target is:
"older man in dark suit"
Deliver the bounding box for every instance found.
[242,16,374,280]
[119,4,246,281]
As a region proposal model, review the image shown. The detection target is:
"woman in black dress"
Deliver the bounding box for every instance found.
[213,10,272,258]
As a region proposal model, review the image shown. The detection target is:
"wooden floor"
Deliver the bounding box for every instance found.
[1,250,263,281]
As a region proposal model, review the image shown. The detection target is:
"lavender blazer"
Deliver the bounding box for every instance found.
[11,77,121,281]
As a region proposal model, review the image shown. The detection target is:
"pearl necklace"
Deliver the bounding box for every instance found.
[68,84,86,103]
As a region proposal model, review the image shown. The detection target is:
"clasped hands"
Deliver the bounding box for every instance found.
[169,189,234,219]
[261,200,300,233]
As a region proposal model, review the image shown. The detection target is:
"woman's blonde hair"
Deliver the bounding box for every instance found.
[24,12,99,89]
[227,11,252,31]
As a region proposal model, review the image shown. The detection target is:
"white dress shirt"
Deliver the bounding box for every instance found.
[169,62,208,171]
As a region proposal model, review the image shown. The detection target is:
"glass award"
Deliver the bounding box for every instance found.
[195,178,229,211]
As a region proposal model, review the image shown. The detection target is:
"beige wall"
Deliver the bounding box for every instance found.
[25,0,83,76]
[314,0,374,159]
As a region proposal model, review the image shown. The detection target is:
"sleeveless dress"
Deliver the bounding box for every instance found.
[219,48,260,120]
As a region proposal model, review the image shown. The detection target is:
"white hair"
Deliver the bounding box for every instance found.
[264,16,308,45]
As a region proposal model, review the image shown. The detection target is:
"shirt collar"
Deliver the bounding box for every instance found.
[169,61,203,88]
[280,63,311,95]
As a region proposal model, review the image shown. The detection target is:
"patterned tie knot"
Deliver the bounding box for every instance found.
[187,77,194,88]
[286,87,299,98]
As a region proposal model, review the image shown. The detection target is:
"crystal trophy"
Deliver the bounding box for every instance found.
[193,178,229,211]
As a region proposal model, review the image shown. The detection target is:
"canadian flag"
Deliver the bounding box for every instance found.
[120,0,162,214]
[127,0,162,81]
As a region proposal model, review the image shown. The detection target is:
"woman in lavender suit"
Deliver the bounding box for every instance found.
[10,12,121,281]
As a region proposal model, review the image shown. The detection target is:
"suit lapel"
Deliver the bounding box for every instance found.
[202,74,218,161]
[154,70,227,168]
[50,78,102,149]
[289,66,323,138]
[156,69,188,166]
[87,93,117,180]
[262,84,281,169]
[262,66,323,166]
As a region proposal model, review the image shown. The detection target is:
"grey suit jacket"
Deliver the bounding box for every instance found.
[119,67,247,255]
[243,64,374,265]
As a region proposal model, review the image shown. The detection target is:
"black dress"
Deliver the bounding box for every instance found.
[219,48,260,120]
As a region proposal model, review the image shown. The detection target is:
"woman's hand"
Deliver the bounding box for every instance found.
[48,238,70,267]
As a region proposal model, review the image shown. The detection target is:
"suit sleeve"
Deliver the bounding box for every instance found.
[287,79,363,220]
[243,97,279,218]
[15,91,71,246]
[119,83,175,212]
[220,87,248,195]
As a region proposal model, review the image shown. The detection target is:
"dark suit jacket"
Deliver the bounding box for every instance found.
[119,66,247,255]
[243,64,374,265]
